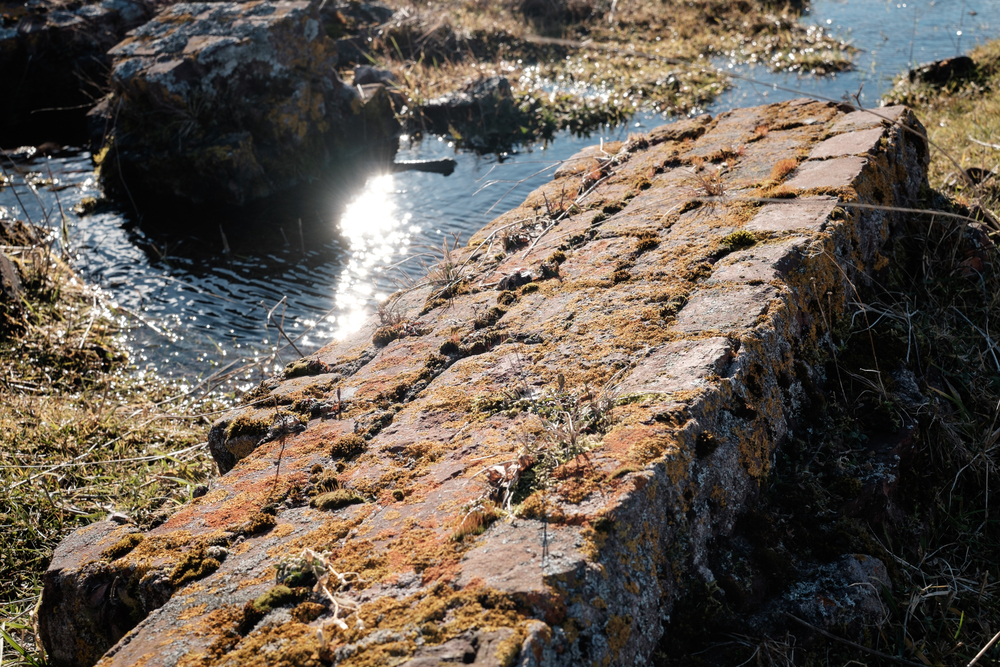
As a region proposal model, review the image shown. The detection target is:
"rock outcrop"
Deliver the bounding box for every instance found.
[93,0,398,206]
[37,99,929,666]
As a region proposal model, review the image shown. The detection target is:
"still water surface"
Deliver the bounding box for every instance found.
[0,0,997,387]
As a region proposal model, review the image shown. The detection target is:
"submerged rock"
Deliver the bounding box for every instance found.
[0,0,168,145]
[94,0,399,206]
[420,76,520,150]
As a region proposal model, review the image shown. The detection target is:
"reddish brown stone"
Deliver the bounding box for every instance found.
[39,99,930,667]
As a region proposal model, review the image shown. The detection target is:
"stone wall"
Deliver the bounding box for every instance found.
[37,99,928,667]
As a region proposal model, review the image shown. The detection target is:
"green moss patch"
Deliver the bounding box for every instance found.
[100,533,145,561]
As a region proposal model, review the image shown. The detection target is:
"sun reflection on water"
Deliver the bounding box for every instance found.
[334,173,416,338]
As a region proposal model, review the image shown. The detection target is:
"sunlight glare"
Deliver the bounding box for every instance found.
[334,173,415,339]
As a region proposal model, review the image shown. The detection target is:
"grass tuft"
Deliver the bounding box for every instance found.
[0,224,222,662]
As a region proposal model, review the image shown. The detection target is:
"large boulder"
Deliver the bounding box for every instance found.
[94,0,398,206]
[0,0,168,145]
[38,100,930,667]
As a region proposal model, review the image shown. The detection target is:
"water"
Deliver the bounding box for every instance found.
[1,0,997,387]
[715,0,1000,108]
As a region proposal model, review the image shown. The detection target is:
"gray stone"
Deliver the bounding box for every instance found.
[808,127,885,159]
[784,156,868,190]
[674,285,779,334]
[829,105,907,134]
[745,197,837,233]
[707,238,809,285]
[96,0,398,206]
[617,338,733,395]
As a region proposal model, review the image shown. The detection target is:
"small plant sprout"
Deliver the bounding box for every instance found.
[375,294,405,327]
[428,234,462,286]
[482,450,536,513]
[686,163,727,198]
[451,499,501,541]
[479,372,623,511]
[276,548,362,632]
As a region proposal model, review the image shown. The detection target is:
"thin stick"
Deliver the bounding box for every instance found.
[1,440,207,472]
[785,613,926,667]
[78,296,98,350]
[219,225,231,255]
[968,136,1000,151]
[968,628,1000,667]
[265,297,304,357]
[46,158,70,258]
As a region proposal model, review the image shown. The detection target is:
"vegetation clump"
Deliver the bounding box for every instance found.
[451,501,501,542]
[363,0,853,151]
[473,305,507,330]
[720,229,757,251]
[283,358,330,379]
[100,533,145,561]
[311,489,364,511]
[885,39,1000,224]
[330,433,367,458]
[170,547,222,587]
[239,512,277,536]
[0,220,220,660]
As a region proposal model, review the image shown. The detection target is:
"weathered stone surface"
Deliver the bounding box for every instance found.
[745,197,837,233]
[705,238,809,285]
[95,0,398,206]
[674,284,779,334]
[0,0,167,144]
[616,338,733,394]
[39,98,930,667]
[829,105,907,133]
[808,127,885,159]
[769,554,891,638]
[783,156,868,190]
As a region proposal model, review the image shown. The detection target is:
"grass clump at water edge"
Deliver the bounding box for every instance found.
[886,38,1000,224]
[0,221,225,664]
[359,0,854,151]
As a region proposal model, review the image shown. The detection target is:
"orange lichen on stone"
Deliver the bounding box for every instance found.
[41,100,931,667]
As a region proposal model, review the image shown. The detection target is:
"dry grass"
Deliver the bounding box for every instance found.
[886,39,1000,223]
[0,227,223,664]
[361,0,853,148]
